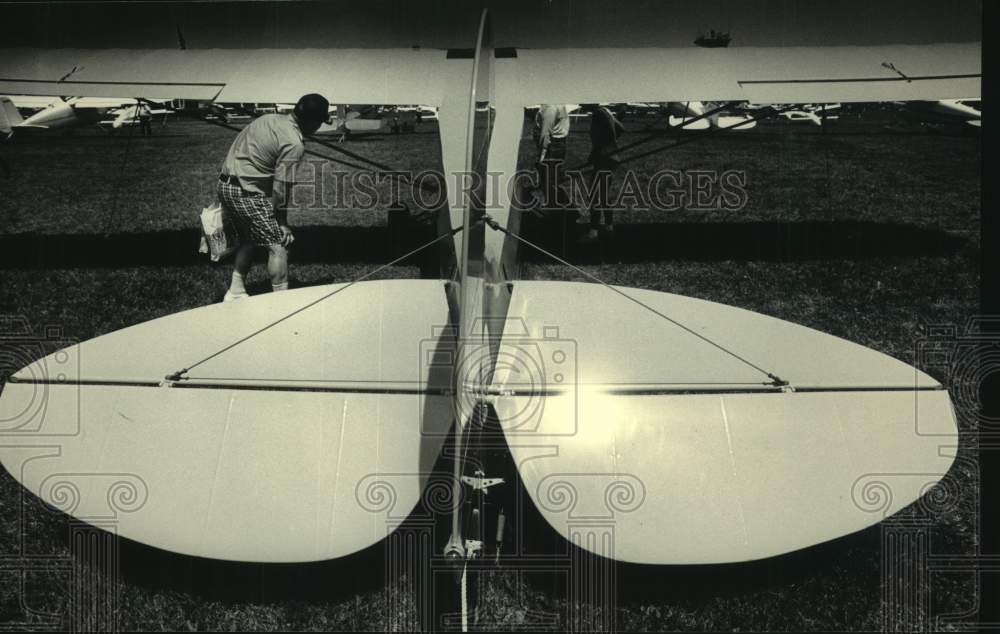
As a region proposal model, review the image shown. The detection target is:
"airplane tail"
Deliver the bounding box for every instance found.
[0,97,24,137]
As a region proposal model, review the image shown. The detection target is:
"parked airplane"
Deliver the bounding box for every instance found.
[310,105,435,139]
[97,103,172,130]
[0,97,22,137]
[278,103,400,139]
[319,104,389,137]
[779,109,822,125]
[900,99,981,127]
[666,101,757,130]
[398,104,439,121]
[1,95,170,135]
[754,103,841,126]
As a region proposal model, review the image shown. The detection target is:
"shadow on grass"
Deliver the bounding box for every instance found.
[615,528,880,604]
[0,218,966,270]
[521,215,967,264]
[0,217,440,271]
[115,535,391,603]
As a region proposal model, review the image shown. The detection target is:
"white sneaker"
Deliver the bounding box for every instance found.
[223,290,249,302]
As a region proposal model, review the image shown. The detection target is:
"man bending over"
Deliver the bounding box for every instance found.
[218,93,330,301]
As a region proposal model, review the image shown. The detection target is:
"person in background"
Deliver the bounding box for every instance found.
[580,103,625,243]
[138,102,153,137]
[217,93,330,302]
[533,104,572,212]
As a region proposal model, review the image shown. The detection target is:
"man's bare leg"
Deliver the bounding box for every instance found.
[267,244,289,292]
[224,243,255,301]
[233,243,254,277]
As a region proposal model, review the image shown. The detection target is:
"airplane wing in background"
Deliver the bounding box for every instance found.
[498,43,980,106]
[0,49,236,101]
[0,48,458,104]
[2,94,62,109]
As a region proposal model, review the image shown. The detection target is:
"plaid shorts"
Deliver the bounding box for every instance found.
[217,180,283,246]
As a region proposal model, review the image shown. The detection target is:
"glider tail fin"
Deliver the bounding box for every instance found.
[0,97,23,137]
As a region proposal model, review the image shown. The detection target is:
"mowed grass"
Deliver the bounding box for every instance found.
[0,117,445,234]
[0,111,981,631]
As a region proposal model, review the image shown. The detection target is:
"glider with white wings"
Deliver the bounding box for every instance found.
[0,95,169,135]
[0,0,979,576]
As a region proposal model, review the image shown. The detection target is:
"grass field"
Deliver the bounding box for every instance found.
[0,111,982,631]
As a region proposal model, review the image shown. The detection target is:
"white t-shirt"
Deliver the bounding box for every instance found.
[221,114,305,196]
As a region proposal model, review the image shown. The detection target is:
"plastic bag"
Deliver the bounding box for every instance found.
[199,202,240,262]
